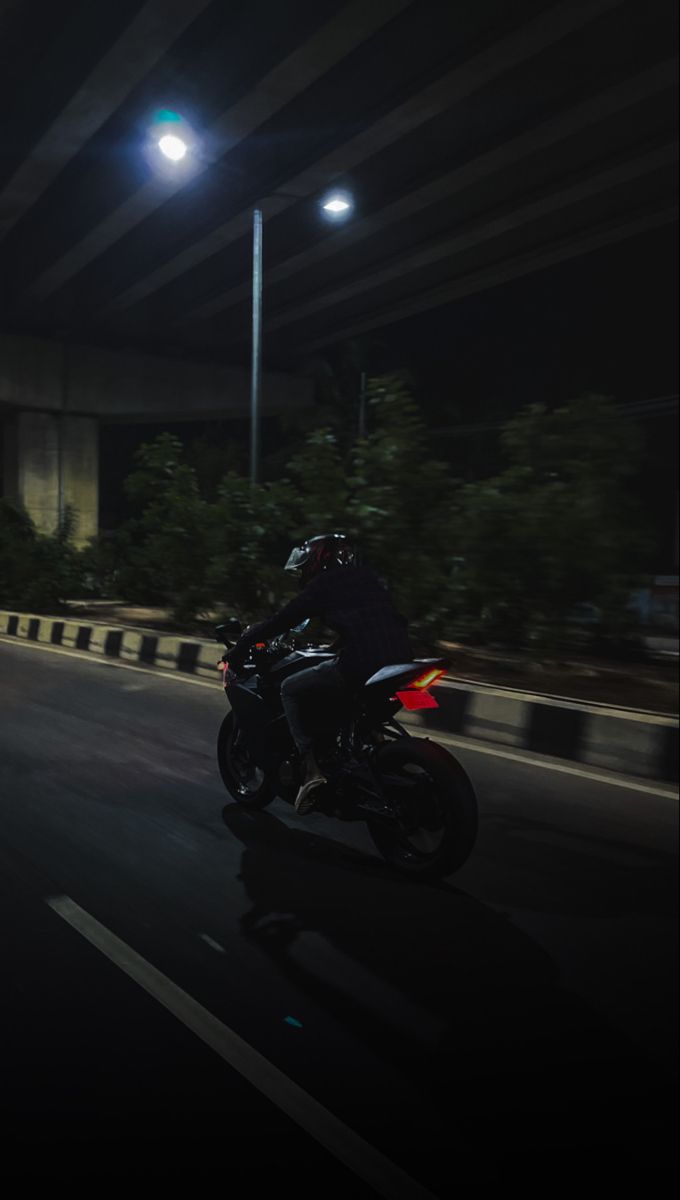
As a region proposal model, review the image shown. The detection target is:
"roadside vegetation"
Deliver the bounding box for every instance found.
[0,380,650,657]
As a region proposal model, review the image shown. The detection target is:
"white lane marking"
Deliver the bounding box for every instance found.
[46,895,437,1200]
[428,731,679,799]
[439,676,678,719]
[2,634,676,800]
[199,933,226,954]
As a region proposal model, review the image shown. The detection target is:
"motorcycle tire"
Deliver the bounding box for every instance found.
[217,712,275,809]
[367,736,478,880]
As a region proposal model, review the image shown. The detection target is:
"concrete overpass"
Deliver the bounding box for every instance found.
[0,334,311,544]
[0,0,675,359]
[0,0,676,543]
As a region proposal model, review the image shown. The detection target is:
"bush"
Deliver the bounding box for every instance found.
[39,386,647,657]
[113,433,213,621]
[278,377,461,638]
[450,395,648,648]
[206,472,300,620]
[0,501,84,611]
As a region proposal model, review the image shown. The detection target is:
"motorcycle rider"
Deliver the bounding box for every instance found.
[226,534,413,814]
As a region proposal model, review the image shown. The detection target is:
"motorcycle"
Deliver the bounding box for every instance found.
[215,618,478,880]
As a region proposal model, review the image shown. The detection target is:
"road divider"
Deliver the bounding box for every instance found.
[1,609,677,784]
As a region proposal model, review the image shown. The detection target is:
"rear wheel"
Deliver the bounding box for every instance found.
[367,737,477,879]
[217,712,274,808]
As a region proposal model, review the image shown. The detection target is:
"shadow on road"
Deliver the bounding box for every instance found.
[222,802,676,1192]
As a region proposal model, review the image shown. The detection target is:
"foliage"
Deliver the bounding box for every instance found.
[346,376,460,635]
[206,471,300,620]
[1,386,649,657]
[0,500,83,611]
[451,395,647,646]
[115,433,213,622]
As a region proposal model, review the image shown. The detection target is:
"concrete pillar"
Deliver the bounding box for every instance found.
[62,415,98,546]
[7,411,60,534]
[2,411,98,546]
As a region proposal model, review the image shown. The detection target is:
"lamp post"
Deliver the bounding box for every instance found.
[249,192,352,484]
[154,118,353,484]
[250,206,263,486]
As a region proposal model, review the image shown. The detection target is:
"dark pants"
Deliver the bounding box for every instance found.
[279,660,349,756]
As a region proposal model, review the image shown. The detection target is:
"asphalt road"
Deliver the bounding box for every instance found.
[0,638,677,1194]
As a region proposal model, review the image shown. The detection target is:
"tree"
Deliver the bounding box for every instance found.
[284,428,350,538]
[280,375,461,637]
[346,375,460,635]
[0,500,83,611]
[206,472,300,620]
[68,388,647,657]
[116,433,212,622]
[452,394,647,646]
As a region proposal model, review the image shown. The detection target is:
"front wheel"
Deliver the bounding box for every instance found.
[367,737,477,879]
[217,712,275,808]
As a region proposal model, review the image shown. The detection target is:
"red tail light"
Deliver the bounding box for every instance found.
[391,665,445,710]
[395,689,439,710]
[410,667,446,690]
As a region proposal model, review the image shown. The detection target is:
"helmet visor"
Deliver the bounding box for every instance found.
[284,545,310,574]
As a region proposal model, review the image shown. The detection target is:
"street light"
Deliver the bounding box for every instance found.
[158,133,188,162]
[322,191,353,217]
[154,110,191,161]
[151,113,353,483]
[250,191,352,484]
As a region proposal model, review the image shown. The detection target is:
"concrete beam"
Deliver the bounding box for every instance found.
[297,205,679,353]
[0,334,313,421]
[25,0,412,302]
[263,143,678,336]
[184,61,677,326]
[0,0,213,244]
[104,0,627,318]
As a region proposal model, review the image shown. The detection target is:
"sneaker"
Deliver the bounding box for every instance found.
[294,775,326,815]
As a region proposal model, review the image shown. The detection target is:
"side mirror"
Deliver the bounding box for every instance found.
[215,617,242,644]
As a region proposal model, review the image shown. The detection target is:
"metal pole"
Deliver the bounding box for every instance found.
[358,370,367,439]
[58,339,69,529]
[250,207,263,486]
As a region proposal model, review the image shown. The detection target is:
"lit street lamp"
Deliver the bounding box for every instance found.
[322,193,352,216]
[154,114,353,484]
[249,191,353,484]
[157,134,187,162]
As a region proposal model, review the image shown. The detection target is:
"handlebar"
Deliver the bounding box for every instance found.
[219,628,334,682]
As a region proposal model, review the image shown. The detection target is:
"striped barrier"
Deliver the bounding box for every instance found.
[1,609,677,784]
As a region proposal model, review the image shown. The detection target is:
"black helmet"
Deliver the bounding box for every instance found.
[285,533,356,583]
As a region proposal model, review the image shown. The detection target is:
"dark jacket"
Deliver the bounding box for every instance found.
[228,565,413,685]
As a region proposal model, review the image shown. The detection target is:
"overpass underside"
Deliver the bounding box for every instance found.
[0,334,312,546]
